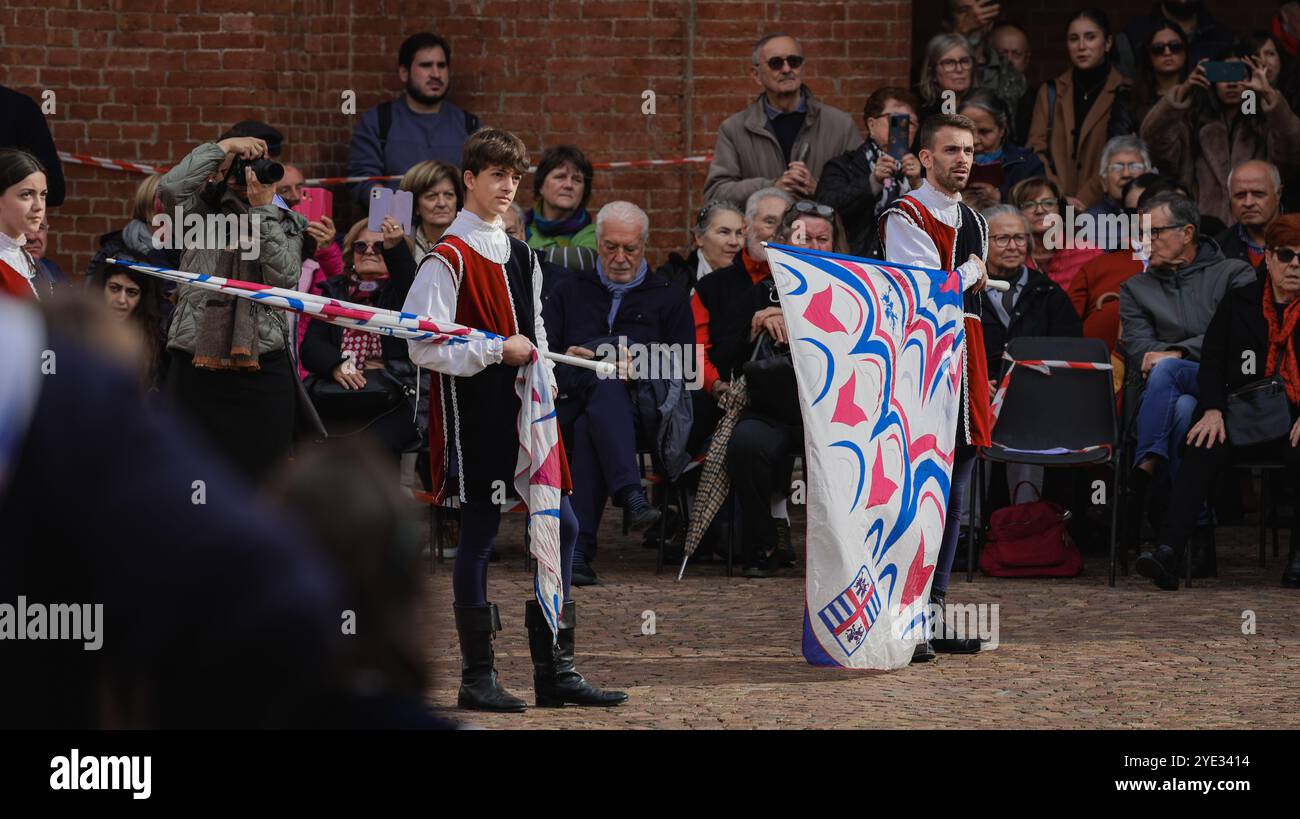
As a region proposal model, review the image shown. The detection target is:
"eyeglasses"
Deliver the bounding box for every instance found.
[761,54,804,71]
[1272,247,1300,265]
[793,201,835,218]
[990,233,1030,248]
[1019,197,1060,212]
[352,240,384,256]
[1107,162,1149,174]
[1150,41,1184,56]
[938,57,974,72]
[1149,223,1190,237]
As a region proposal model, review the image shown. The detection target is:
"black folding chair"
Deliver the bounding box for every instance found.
[965,337,1123,585]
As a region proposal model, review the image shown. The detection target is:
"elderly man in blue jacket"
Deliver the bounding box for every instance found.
[543,201,694,585]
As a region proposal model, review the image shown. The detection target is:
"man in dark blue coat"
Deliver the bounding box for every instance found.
[542,202,694,584]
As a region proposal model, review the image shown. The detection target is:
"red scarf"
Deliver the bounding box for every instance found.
[741,247,770,283]
[1263,276,1300,404]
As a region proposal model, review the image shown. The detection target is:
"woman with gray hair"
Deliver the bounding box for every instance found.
[917,33,977,122]
[654,199,745,292]
[917,32,1027,129]
[978,203,1082,383]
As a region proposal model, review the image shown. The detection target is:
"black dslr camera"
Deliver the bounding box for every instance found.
[227,155,284,185]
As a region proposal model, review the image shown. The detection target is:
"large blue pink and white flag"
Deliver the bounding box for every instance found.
[108,258,566,639]
[513,348,565,636]
[765,244,966,671]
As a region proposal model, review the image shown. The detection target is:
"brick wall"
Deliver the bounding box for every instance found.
[912,0,1281,90]
[1,0,911,279]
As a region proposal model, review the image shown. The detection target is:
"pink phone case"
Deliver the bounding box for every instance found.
[293,187,333,223]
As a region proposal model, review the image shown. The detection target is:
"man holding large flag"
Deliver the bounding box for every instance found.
[404,129,626,712]
[879,112,991,661]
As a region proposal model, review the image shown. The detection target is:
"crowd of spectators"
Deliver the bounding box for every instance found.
[4,5,1300,722]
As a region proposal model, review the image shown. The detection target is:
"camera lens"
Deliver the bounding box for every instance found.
[229,157,284,185]
[250,158,284,184]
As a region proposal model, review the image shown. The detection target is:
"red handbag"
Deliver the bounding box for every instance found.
[979,484,1083,578]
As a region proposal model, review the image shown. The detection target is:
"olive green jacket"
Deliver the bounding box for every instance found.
[160,142,307,356]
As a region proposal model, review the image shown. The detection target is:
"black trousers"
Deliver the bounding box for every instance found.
[167,350,295,484]
[725,415,799,564]
[1158,434,1300,553]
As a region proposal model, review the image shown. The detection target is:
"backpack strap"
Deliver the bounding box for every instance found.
[377,99,394,157]
[463,109,481,135]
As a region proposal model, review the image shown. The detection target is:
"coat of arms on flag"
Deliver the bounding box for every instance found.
[818,565,882,657]
[765,244,965,671]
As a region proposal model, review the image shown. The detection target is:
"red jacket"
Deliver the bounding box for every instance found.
[1067,250,1144,354]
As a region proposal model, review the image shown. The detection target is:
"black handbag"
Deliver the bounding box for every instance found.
[307,368,407,418]
[1225,376,1292,446]
[742,331,802,426]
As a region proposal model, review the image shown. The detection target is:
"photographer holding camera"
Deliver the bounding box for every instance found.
[159,134,309,483]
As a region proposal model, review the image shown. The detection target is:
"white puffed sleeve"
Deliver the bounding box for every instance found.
[403,252,504,376]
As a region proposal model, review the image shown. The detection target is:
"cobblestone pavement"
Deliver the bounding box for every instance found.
[420,505,1300,729]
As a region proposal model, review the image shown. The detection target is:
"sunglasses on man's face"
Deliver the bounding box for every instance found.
[763,54,804,71]
[352,240,384,257]
[1273,247,1300,265]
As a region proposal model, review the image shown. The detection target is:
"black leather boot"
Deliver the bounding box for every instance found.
[525,600,628,707]
[930,590,982,654]
[454,603,527,712]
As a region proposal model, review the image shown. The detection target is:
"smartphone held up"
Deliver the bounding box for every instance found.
[367,187,414,235]
[292,187,333,224]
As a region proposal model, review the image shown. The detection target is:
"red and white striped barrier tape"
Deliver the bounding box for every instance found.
[989,354,1113,422]
[58,151,171,176]
[305,155,713,186]
[58,150,713,186]
[988,354,1115,457]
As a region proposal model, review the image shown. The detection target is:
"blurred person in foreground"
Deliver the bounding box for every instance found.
[0,292,346,728]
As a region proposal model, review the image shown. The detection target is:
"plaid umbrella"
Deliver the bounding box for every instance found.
[679,376,748,579]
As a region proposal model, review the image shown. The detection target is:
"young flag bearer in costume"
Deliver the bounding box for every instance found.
[404,129,627,712]
[879,113,991,662]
